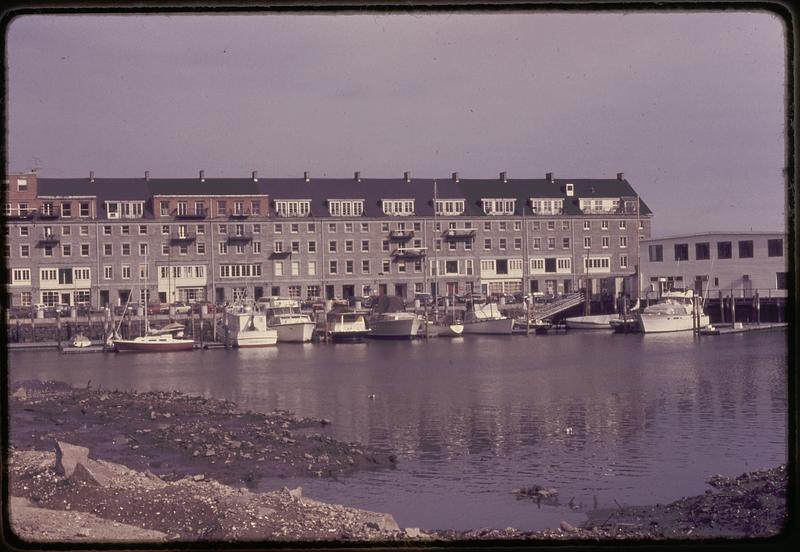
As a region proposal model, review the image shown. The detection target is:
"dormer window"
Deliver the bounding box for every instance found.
[579,198,619,213]
[17,178,28,192]
[565,183,574,196]
[275,200,311,217]
[530,198,564,215]
[329,200,365,217]
[481,198,515,216]
[434,200,465,216]
[382,199,415,216]
[106,201,144,219]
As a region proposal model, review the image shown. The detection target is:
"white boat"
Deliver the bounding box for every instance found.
[226,304,278,347]
[148,322,187,338]
[368,296,421,339]
[637,290,710,334]
[327,310,371,341]
[565,314,619,330]
[462,302,515,335]
[258,297,315,343]
[369,311,422,339]
[71,333,92,348]
[425,321,464,337]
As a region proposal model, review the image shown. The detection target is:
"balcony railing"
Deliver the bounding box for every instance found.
[5,210,36,220]
[388,229,415,241]
[173,209,208,220]
[443,229,476,240]
[37,210,60,220]
[269,250,292,259]
[37,234,60,246]
[169,231,196,244]
[226,233,253,243]
[391,247,427,260]
[229,209,253,219]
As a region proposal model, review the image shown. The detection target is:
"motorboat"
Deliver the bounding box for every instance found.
[609,315,641,333]
[462,302,515,335]
[368,296,421,339]
[565,314,619,330]
[258,297,315,343]
[226,304,278,347]
[327,309,371,341]
[424,320,464,337]
[637,290,710,333]
[71,333,92,348]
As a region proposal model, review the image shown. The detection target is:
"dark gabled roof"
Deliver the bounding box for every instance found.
[150,178,263,196]
[36,176,652,217]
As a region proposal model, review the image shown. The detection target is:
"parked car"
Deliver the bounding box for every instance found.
[146,303,164,315]
[172,302,192,315]
[414,293,434,306]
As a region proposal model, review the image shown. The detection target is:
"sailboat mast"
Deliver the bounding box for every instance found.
[433,179,439,301]
[636,194,642,302]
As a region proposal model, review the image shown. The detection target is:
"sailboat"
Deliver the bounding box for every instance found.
[112,254,195,352]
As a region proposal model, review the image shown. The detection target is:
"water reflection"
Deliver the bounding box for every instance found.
[8,331,787,531]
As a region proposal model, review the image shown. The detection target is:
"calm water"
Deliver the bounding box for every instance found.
[7,331,788,531]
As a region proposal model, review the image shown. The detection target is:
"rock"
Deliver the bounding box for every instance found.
[55,441,90,478]
[559,521,578,533]
[288,486,303,499]
[68,460,113,487]
[193,474,205,481]
[360,512,400,532]
[11,387,27,400]
[404,527,421,538]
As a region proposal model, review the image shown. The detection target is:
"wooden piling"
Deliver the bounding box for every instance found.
[755,291,761,325]
[56,311,62,348]
[212,307,218,341]
[199,306,205,348]
[730,294,736,324]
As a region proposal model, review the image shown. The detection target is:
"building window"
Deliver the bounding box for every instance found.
[160,201,170,216]
[274,241,284,253]
[601,220,609,230]
[121,243,131,256]
[547,221,555,231]
[361,240,370,252]
[776,272,788,289]
[328,240,337,253]
[381,199,415,216]
[291,241,300,253]
[17,178,28,191]
[329,260,338,275]
[562,221,570,230]
[674,243,689,261]
[251,224,259,234]
[80,244,89,256]
[122,265,131,279]
[382,240,390,253]
[61,244,71,256]
[308,241,316,253]
[620,255,628,269]
[362,260,370,273]
[533,238,541,250]
[161,244,169,255]
[291,261,300,276]
[583,237,591,249]
[274,262,283,277]
[252,241,261,254]
[548,237,556,250]
[619,220,627,230]
[19,226,29,237]
[307,223,316,233]
[499,238,507,250]
[61,203,72,217]
[583,220,591,230]
[563,237,570,249]
[196,242,206,254]
[103,225,112,236]
[738,240,754,258]
[695,242,710,260]
[103,244,113,256]
[768,239,783,257]
[345,240,354,253]
[717,241,732,259]
[290,223,299,234]
[329,200,365,217]
[531,198,563,215]
[275,200,311,217]
[619,236,628,249]
[219,242,228,254]
[307,261,317,276]
[345,260,354,274]
[484,238,492,251]
[43,246,53,257]
[481,198,515,215]
[139,225,148,235]
[434,200,466,216]
[217,200,227,216]
[80,225,89,236]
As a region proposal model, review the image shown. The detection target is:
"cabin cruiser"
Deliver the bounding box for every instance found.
[368,296,421,339]
[257,297,315,343]
[462,302,515,335]
[226,303,278,347]
[70,334,92,348]
[637,290,710,333]
[327,308,371,341]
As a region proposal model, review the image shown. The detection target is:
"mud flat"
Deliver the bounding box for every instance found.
[9,380,396,486]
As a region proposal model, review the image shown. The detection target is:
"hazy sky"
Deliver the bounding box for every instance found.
[5,11,786,237]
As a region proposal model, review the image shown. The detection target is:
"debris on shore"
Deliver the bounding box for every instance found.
[512,485,559,505]
[9,380,396,486]
[8,447,405,542]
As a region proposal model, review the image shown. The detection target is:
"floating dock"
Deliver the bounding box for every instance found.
[700,322,788,336]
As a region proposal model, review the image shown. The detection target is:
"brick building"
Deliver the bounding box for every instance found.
[4,170,653,308]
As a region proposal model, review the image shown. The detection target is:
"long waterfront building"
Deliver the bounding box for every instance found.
[4,170,652,308]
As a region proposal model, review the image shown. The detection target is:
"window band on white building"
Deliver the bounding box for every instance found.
[434,199,465,216]
[481,198,516,215]
[381,199,415,216]
[530,198,564,215]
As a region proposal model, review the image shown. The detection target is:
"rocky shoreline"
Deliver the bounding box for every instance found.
[6,380,789,543]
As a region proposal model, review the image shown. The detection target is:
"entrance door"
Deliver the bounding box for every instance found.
[530,280,539,293]
[325,285,335,300]
[544,279,556,295]
[379,284,388,296]
[215,287,225,303]
[100,290,110,307]
[742,275,753,298]
[446,282,458,295]
[563,280,571,294]
[60,292,71,305]
[254,286,264,300]
[342,285,355,299]
[394,283,407,298]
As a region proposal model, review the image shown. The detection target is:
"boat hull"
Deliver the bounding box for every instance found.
[462,317,515,335]
[638,314,710,333]
[329,330,371,342]
[565,315,618,330]
[426,323,464,337]
[271,322,315,343]
[368,317,421,339]
[234,329,278,347]
[113,339,195,352]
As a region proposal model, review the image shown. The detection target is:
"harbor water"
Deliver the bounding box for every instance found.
[7,331,788,532]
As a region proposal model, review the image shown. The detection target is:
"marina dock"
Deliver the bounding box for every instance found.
[699,322,788,336]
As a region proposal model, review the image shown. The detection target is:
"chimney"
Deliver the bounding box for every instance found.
[89,171,95,183]
[404,171,411,183]
[354,171,361,182]
[500,171,507,183]
[252,170,258,182]
[144,170,150,181]
[617,172,624,181]
[199,170,205,182]
[546,172,553,183]
[452,172,459,182]
[304,171,310,182]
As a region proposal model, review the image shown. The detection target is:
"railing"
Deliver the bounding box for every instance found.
[391,247,426,259]
[173,209,208,220]
[643,287,788,302]
[388,230,415,241]
[228,209,253,219]
[530,292,585,321]
[226,233,253,243]
[269,250,292,259]
[169,231,196,244]
[442,229,476,240]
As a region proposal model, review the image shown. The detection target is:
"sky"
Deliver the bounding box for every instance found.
[5,10,787,237]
